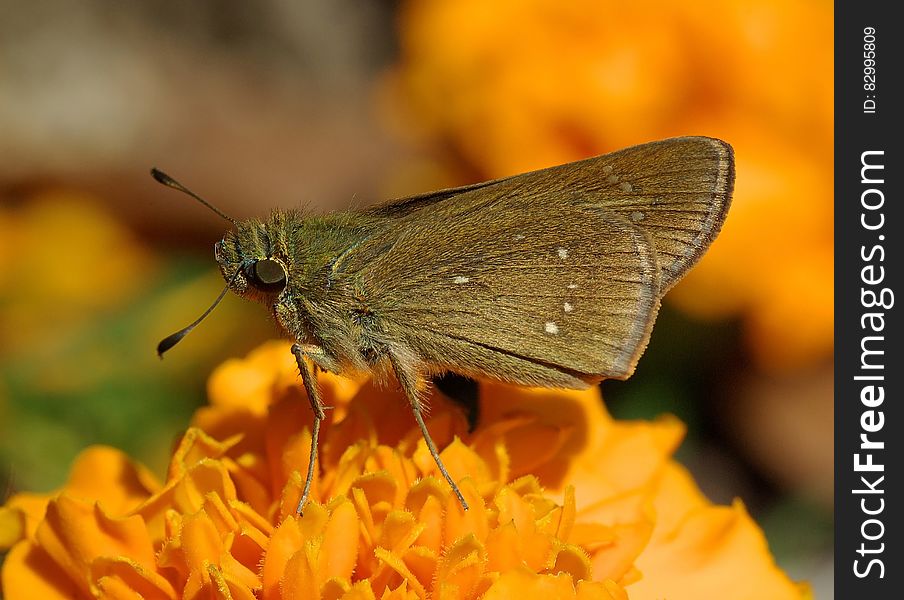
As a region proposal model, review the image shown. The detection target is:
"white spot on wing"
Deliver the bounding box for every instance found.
[557,247,569,259]
[564,302,573,312]
[567,283,578,290]
[606,174,620,184]
[453,276,470,284]
[619,182,633,192]
[545,321,559,334]
[630,211,645,222]
[514,234,526,240]
[602,165,613,175]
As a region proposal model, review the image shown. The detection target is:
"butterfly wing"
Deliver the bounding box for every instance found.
[367,136,733,293]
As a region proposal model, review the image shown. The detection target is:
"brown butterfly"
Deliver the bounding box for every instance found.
[155,136,734,512]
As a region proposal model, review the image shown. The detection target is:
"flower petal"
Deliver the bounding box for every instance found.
[89,556,177,600]
[261,518,306,599]
[0,505,27,549]
[1,542,77,600]
[65,447,159,516]
[630,500,803,600]
[483,570,579,599]
[321,498,360,581]
[36,496,156,598]
[435,533,487,599]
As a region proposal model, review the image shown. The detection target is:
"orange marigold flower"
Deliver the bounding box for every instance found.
[1,342,806,599]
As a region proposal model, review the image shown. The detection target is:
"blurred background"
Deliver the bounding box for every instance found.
[0,0,832,595]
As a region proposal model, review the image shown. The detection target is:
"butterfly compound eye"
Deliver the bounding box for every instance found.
[250,258,287,291]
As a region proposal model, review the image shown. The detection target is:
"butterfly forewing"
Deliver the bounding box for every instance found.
[368,136,733,293]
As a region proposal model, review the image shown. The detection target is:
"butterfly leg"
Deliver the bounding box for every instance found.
[294,342,342,373]
[389,353,470,511]
[291,343,329,515]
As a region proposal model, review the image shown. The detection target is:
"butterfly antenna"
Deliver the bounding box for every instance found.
[150,168,237,226]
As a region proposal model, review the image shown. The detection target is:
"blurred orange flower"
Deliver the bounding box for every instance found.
[1,342,807,599]
[0,191,155,360]
[387,0,833,372]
